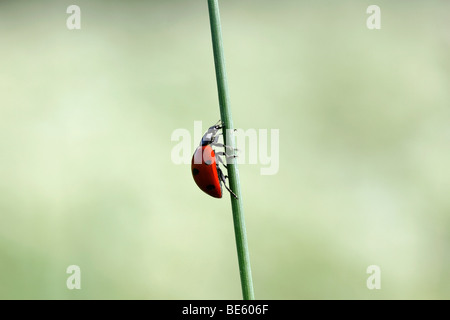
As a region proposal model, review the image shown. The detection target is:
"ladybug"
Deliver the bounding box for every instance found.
[191,121,238,199]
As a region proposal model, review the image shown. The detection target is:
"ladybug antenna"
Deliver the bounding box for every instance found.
[214,119,223,129]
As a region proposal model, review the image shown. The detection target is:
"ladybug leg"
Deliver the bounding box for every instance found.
[215,153,227,168]
[217,167,238,199]
[215,151,238,165]
[211,142,239,155]
[212,134,221,144]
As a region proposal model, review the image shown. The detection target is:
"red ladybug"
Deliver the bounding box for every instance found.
[191,122,237,199]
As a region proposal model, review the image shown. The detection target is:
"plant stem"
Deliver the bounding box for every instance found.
[207,0,255,300]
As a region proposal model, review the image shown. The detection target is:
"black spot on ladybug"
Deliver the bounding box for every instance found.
[206,184,215,190]
[192,168,199,176]
[205,160,212,165]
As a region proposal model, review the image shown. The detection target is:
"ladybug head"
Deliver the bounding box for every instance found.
[200,121,223,146]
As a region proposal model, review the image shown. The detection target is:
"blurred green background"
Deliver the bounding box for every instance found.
[1,0,449,299]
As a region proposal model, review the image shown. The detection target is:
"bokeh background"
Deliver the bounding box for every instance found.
[1,0,449,299]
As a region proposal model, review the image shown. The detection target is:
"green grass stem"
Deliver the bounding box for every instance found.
[207,0,255,300]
